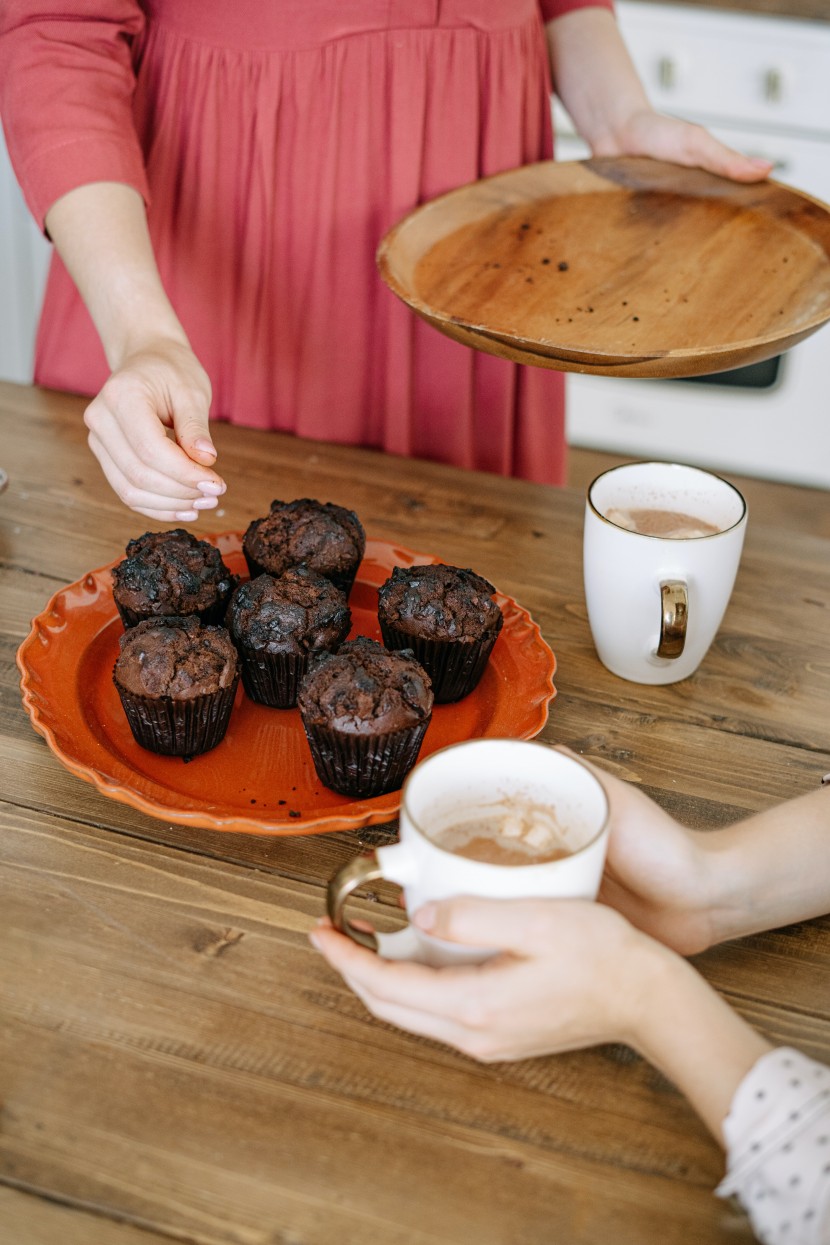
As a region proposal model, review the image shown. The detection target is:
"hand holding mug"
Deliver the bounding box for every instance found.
[312,895,657,1063]
[326,739,610,966]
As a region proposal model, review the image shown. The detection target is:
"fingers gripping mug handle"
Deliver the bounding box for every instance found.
[657,580,688,659]
[326,854,384,950]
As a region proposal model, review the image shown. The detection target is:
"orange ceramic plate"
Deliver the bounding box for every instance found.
[17,536,557,836]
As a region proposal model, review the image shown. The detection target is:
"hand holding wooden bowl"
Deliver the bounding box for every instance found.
[377,156,830,379]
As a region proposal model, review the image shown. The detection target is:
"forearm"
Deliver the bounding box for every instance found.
[545,8,648,152]
[44,182,188,370]
[703,785,830,946]
[628,941,771,1143]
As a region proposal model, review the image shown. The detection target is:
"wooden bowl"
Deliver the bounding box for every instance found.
[376,156,830,379]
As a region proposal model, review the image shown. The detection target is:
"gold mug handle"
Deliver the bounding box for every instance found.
[657,580,688,659]
[326,854,384,950]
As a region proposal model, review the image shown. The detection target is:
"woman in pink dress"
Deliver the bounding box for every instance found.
[0,2,770,521]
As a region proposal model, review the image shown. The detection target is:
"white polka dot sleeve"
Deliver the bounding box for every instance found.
[716,1047,830,1245]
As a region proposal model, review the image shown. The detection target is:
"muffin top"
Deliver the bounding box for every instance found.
[225,567,351,655]
[112,529,234,616]
[298,636,433,736]
[242,499,365,579]
[113,616,239,700]
[377,564,503,642]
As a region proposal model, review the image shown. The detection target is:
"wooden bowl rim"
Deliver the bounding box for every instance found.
[376,156,830,367]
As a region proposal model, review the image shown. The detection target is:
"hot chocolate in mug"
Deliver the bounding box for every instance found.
[326,739,610,966]
[583,461,748,685]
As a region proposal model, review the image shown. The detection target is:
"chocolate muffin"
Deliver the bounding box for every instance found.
[111,529,235,628]
[297,636,433,798]
[377,564,504,703]
[242,499,365,596]
[225,567,352,708]
[113,615,239,756]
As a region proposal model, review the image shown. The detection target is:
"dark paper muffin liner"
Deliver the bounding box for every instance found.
[378,623,499,704]
[236,645,308,709]
[302,720,430,798]
[115,586,235,631]
[242,550,359,599]
[114,674,239,757]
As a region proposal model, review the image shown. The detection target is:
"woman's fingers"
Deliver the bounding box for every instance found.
[311,923,480,1011]
[89,377,223,488]
[84,380,226,514]
[87,417,204,505]
[669,123,773,182]
[310,908,646,1063]
[171,402,219,467]
[312,926,519,1059]
[88,438,217,520]
[608,110,773,183]
[416,896,577,955]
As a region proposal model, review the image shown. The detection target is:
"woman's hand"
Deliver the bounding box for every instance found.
[312,895,770,1141]
[547,9,773,184]
[591,108,773,184]
[575,753,830,954]
[312,898,657,1063]
[83,336,226,522]
[44,182,227,520]
[582,763,719,956]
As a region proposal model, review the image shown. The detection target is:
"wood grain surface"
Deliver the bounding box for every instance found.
[2,381,829,1245]
[377,157,830,379]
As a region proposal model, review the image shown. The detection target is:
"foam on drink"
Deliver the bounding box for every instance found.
[604,506,720,539]
[427,800,571,865]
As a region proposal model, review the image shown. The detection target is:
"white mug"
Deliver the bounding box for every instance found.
[583,461,748,685]
[327,739,610,966]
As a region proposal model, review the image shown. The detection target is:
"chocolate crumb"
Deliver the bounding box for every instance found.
[633,316,639,321]
[558,261,569,271]
[541,258,551,265]
[289,810,302,818]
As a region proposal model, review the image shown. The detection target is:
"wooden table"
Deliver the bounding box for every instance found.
[2,380,829,1245]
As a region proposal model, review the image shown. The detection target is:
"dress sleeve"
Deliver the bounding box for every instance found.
[0,0,149,231]
[716,1047,830,1245]
[538,1,616,21]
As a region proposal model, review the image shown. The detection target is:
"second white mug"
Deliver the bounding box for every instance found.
[583,461,747,685]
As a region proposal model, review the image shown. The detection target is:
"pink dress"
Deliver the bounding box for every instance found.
[0,0,612,484]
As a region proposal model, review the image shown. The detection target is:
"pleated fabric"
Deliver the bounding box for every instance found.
[31,1,570,482]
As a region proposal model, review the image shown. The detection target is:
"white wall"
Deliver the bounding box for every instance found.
[0,122,52,384]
